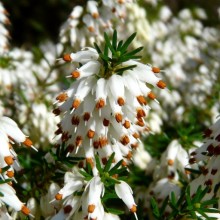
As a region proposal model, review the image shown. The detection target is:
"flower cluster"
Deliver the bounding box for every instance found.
[0,115,34,216]
[0,2,9,54]
[60,0,133,49]
[189,117,220,202]
[51,32,166,218]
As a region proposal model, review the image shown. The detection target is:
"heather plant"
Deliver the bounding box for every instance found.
[0,1,220,220]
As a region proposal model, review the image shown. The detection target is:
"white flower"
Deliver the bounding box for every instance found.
[0,183,30,215]
[115,180,137,218]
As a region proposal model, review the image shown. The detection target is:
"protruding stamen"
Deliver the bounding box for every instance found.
[123,120,130,129]
[88,26,95,32]
[117,97,125,106]
[56,92,68,102]
[72,99,81,109]
[167,159,174,166]
[148,91,156,100]
[93,140,100,149]
[137,109,146,118]
[63,54,72,62]
[55,193,63,200]
[83,112,91,121]
[4,156,14,165]
[130,205,137,213]
[103,118,110,127]
[126,151,132,160]
[92,13,99,19]
[157,80,166,89]
[6,170,14,178]
[23,138,33,148]
[152,67,160,73]
[96,99,105,109]
[137,95,147,105]
[87,129,95,139]
[21,205,30,216]
[71,115,80,125]
[64,205,73,214]
[99,137,108,147]
[132,133,140,139]
[115,113,122,123]
[75,136,83,147]
[120,135,130,145]
[52,108,61,116]
[88,204,95,213]
[71,70,80,79]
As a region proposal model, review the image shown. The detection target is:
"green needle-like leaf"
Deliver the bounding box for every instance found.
[103,153,115,172]
[120,32,137,53]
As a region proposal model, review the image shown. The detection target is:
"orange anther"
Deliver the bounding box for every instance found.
[88,204,95,213]
[23,138,33,148]
[152,67,160,73]
[4,156,13,165]
[55,193,63,200]
[63,54,72,62]
[130,205,137,213]
[123,120,130,129]
[167,159,174,166]
[21,205,30,215]
[72,99,81,109]
[6,170,14,178]
[137,95,147,105]
[56,93,68,102]
[148,91,156,100]
[87,129,95,139]
[120,135,130,145]
[117,97,125,106]
[71,70,80,79]
[96,99,105,109]
[115,113,122,123]
[157,80,166,89]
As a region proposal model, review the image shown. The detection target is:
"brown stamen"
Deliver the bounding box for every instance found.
[152,67,160,73]
[115,113,123,123]
[96,99,105,109]
[72,99,81,109]
[157,80,166,89]
[4,156,14,165]
[56,93,68,102]
[130,205,137,213]
[137,95,147,105]
[71,70,80,79]
[63,54,72,62]
[83,112,90,121]
[21,205,30,215]
[88,204,95,213]
[123,120,130,129]
[148,91,156,100]
[55,193,63,200]
[87,129,95,139]
[120,135,130,145]
[117,97,125,106]
[23,138,33,148]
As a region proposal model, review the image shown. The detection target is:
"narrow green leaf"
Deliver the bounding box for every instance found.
[79,170,92,178]
[115,65,137,73]
[170,192,177,205]
[117,40,124,50]
[94,42,102,54]
[112,30,117,50]
[109,159,123,175]
[120,32,137,53]
[104,32,116,55]
[106,208,124,215]
[103,153,115,172]
[95,154,103,174]
[150,197,160,218]
[123,46,143,57]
